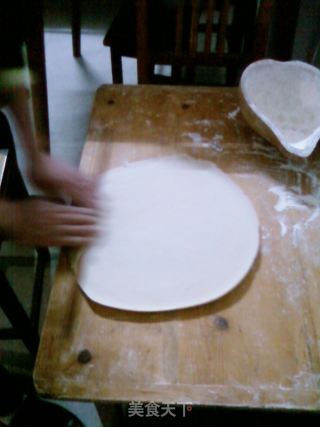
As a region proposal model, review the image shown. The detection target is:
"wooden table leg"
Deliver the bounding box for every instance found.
[0,270,39,357]
[95,402,124,427]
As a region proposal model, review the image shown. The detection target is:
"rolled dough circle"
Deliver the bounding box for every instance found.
[76,155,259,312]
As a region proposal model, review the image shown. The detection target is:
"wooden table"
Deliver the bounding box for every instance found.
[34,85,320,410]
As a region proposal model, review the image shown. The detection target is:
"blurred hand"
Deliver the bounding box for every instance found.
[29,153,98,209]
[0,199,100,247]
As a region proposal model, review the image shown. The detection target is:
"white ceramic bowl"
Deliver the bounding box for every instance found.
[239,59,320,158]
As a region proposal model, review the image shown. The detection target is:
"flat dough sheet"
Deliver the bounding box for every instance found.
[76,155,259,312]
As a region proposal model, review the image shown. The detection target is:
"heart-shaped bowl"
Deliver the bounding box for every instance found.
[239,59,320,158]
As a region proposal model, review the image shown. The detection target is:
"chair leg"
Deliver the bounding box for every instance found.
[186,65,195,84]
[172,64,182,84]
[24,2,50,153]
[0,271,39,357]
[71,0,81,57]
[226,67,239,86]
[110,48,123,84]
[0,365,24,417]
[31,248,50,330]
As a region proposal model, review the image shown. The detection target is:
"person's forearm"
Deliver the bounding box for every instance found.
[2,84,38,163]
[0,67,39,164]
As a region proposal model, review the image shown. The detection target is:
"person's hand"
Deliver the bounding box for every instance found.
[0,198,100,247]
[29,153,98,208]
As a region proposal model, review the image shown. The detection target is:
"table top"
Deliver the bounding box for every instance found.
[34,85,320,410]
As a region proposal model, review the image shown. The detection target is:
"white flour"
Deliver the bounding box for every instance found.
[227,107,240,120]
[268,186,309,212]
[182,126,320,274]
[183,132,224,152]
[235,151,320,310]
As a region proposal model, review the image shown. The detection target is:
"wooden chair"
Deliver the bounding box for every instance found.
[71,0,82,57]
[103,0,275,85]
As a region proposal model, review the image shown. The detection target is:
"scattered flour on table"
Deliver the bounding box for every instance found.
[268,160,320,238]
[193,119,217,126]
[268,186,308,213]
[210,134,224,152]
[183,132,224,152]
[267,161,320,306]
[183,132,203,145]
[260,224,272,255]
[292,371,320,390]
[182,124,320,259]
[183,130,320,243]
[278,219,288,237]
[227,107,240,120]
[235,164,320,308]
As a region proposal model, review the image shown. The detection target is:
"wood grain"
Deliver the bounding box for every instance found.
[34,85,320,409]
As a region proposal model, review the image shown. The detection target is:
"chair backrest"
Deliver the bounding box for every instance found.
[135,0,274,85]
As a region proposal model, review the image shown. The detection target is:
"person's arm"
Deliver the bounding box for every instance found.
[0,77,97,209]
[0,198,99,247]
[0,75,99,247]
[0,4,99,247]
[1,79,37,162]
